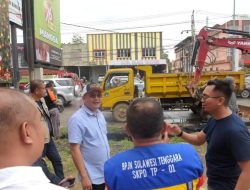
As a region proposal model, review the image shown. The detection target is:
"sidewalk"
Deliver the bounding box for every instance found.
[237,98,250,126]
[238,98,250,108]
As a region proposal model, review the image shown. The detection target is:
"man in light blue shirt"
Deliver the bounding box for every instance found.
[68,83,110,190]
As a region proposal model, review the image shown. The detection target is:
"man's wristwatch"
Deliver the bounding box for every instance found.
[176,130,183,137]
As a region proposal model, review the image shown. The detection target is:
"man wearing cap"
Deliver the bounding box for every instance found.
[68,83,110,190]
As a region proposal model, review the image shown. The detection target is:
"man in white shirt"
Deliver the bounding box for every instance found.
[0,88,66,190]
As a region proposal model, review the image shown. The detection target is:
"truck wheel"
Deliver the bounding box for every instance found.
[241,89,250,98]
[112,103,129,122]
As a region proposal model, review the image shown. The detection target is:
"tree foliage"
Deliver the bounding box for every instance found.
[161,51,172,72]
[161,51,170,64]
[72,33,84,44]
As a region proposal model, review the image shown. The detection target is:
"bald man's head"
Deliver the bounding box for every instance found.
[0,88,45,167]
[126,98,164,139]
[0,88,38,133]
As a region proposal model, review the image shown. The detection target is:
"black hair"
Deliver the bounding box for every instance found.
[126,97,164,139]
[223,77,235,90]
[206,79,232,105]
[46,80,54,88]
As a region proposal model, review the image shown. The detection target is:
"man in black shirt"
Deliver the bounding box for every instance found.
[166,79,250,190]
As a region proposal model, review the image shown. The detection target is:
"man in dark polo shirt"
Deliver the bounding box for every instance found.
[166,79,250,190]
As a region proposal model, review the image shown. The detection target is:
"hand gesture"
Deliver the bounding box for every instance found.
[164,121,182,136]
[81,176,92,190]
[161,122,169,143]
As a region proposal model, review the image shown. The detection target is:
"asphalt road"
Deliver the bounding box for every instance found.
[60,96,250,133]
[60,97,202,131]
[60,97,82,128]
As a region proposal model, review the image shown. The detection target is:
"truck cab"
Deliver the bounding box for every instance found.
[100,68,136,122]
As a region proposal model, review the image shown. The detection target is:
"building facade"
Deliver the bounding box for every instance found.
[173,36,193,73]
[202,18,250,71]
[62,43,90,79]
[87,32,166,82]
[174,16,250,73]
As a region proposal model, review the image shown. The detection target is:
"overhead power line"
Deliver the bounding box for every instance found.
[195,10,231,16]
[72,10,192,26]
[61,22,191,43]
[61,14,232,36]
[61,20,204,32]
[67,10,232,27]
[61,44,231,60]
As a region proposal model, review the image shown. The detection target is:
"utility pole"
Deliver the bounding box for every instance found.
[22,0,35,82]
[232,0,237,71]
[191,10,196,45]
[191,10,196,73]
[10,24,19,89]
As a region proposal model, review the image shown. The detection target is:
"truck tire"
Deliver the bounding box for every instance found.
[241,89,250,98]
[112,103,129,122]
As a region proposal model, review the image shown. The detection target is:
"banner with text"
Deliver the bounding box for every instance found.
[33,0,62,66]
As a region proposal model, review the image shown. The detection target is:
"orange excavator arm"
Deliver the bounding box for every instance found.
[191,26,250,86]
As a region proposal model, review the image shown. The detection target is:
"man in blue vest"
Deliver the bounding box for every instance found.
[104,97,204,190]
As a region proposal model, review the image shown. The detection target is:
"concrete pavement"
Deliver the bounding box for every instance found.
[238,98,250,107]
[237,98,250,122]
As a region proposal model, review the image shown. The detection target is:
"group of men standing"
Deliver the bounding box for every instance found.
[68,80,250,190]
[68,79,250,190]
[0,78,250,190]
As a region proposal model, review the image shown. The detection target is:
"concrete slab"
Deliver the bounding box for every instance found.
[238,98,250,107]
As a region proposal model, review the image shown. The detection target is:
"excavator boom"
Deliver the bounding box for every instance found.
[191,27,250,85]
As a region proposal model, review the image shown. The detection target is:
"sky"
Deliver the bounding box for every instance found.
[60,0,250,60]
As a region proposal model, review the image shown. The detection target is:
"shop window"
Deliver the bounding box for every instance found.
[93,50,105,58]
[142,48,156,57]
[117,49,131,58]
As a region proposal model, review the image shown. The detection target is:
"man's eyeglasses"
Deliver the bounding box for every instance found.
[201,94,222,101]
[89,93,102,98]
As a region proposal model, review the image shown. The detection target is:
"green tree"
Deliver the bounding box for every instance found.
[72,33,84,44]
[161,51,171,73]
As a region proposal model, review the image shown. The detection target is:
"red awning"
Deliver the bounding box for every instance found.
[244,60,250,67]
